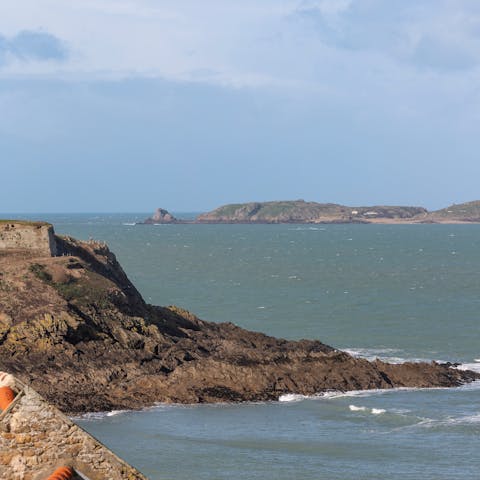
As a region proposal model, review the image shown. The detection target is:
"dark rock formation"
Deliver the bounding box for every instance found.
[140,208,179,224]
[0,230,477,414]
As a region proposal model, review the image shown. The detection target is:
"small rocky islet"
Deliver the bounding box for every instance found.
[0,221,478,414]
[139,199,480,224]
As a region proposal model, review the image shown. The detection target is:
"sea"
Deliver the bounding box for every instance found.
[9,213,480,479]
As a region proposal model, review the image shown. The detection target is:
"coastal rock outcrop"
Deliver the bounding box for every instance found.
[141,208,179,224]
[0,227,477,414]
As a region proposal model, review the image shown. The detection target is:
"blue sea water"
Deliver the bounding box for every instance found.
[8,213,480,479]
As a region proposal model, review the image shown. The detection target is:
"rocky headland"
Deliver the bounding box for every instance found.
[139,200,480,224]
[0,221,478,414]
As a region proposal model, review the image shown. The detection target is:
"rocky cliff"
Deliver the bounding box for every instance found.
[0,229,477,414]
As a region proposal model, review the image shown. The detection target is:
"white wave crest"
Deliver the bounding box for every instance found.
[107,410,128,416]
[345,348,480,376]
[349,405,367,411]
[416,414,480,429]
[456,361,480,373]
[343,347,432,364]
[349,405,386,415]
[72,409,130,421]
[278,393,309,402]
[322,388,401,399]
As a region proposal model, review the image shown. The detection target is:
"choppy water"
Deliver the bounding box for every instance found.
[9,213,480,479]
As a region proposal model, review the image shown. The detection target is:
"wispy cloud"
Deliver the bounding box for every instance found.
[0,30,68,65]
[292,0,480,72]
[1,1,480,92]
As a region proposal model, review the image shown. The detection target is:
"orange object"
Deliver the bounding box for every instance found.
[0,386,15,411]
[46,466,74,480]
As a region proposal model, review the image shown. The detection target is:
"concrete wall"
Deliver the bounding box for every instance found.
[0,223,57,256]
[0,375,149,480]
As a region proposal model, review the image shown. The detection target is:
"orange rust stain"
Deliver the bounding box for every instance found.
[0,386,15,411]
[45,466,74,480]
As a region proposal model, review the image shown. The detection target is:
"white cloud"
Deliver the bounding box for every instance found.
[0,0,479,124]
[297,0,352,17]
[0,2,475,71]
[0,1,291,86]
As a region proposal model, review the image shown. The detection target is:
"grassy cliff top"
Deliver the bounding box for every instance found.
[0,219,52,227]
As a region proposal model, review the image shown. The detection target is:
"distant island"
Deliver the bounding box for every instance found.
[139,200,480,224]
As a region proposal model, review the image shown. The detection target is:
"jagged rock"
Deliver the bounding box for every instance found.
[140,208,178,224]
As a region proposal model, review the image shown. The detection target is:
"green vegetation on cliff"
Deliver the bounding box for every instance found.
[430,201,480,222]
[141,200,480,225]
[196,200,428,224]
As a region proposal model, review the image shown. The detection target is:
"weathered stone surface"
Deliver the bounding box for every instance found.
[0,221,57,256]
[0,374,148,480]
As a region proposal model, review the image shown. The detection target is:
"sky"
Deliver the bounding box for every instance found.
[1,0,480,212]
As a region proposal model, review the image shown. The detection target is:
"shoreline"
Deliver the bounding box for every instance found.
[136,219,480,225]
[71,358,480,417]
[74,376,480,419]
[141,200,480,225]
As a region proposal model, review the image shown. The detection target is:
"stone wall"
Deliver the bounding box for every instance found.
[0,375,149,480]
[0,222,57,256]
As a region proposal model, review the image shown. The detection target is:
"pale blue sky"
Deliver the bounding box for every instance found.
[1,0,479,212]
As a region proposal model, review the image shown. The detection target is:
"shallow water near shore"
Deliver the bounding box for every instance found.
[7,213,480,479]
[78,382,480,480]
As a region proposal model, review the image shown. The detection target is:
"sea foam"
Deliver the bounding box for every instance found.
[456,360,480,373]
[349,405,367,411]
[278,393,309,402]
